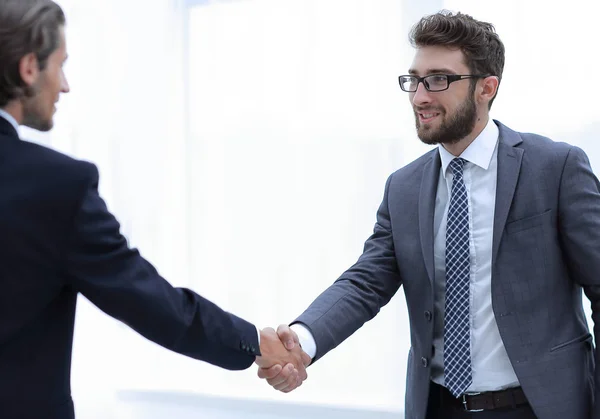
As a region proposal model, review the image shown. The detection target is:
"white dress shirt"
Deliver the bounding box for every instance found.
[292,118,520,391]
[430,118,518,391]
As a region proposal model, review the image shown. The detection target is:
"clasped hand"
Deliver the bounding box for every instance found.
[255,325,310,393]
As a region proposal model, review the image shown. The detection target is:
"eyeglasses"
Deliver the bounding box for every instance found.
[398,74,491,92]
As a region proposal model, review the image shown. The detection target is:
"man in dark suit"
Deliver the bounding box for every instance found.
[258,10,600,419]
[0,1,309,417]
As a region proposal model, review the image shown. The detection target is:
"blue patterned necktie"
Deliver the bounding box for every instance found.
[443,157,472,397]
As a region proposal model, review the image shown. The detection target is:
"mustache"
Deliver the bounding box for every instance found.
[414,107,443,113]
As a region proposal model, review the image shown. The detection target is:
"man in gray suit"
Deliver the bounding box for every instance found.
[257,10,600,419]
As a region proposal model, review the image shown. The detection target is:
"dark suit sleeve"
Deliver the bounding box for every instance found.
[293,174,402,361]
[63,163,259,370]
[557,146,600,417]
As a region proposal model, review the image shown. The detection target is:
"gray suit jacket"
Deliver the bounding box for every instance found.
[295,120,600,419]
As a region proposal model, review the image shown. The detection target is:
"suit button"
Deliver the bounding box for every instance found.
[250,346,256,353]
[424,311,432,322]
[421,357,429,367]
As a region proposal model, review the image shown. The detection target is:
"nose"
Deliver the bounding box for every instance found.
[61,70,70,94]
[411,82,432,107]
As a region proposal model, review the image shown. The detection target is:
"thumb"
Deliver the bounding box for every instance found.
[277,324,298,350]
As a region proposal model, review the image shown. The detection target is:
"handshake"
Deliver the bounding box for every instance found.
[254,325,311,393]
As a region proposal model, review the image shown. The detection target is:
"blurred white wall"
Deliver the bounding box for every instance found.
[23,0,600,417]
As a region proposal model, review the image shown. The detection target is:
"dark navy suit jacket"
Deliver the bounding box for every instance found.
[0,117,260,418]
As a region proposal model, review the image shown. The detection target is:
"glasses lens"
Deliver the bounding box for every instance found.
[424,75,448,92]
[399,76,417,92]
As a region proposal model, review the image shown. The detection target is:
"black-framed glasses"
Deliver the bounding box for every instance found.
[398,74,491,92]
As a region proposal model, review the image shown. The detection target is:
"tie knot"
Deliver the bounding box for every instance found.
[449,158,466,177]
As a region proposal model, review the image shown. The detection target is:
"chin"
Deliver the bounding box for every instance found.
[26,120,53,132]
[37,113,54,131]
[416,127,438,145]
[22,106,54,131]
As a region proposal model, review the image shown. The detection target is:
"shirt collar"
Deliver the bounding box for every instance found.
[438,118,499,179]
[0,109,20,135]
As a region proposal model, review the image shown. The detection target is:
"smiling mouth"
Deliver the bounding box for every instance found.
[417,111,440,124]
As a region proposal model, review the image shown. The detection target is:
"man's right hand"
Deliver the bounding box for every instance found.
[256,325,311,393]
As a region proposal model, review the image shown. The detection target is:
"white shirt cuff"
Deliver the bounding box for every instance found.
[290,323,317,359]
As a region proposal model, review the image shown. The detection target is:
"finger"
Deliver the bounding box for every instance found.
[267,374,289,387]
[273,370,297,391]
[274,379,291,391]
[281,373,303,393]
[277,324,298,350]
[257,364,281,379]
[275,382,290,392]
[292,357,308,381]
[291,350,309,381]
[300,350,312,367]
[267,364,295,387]
[274,368,299,392]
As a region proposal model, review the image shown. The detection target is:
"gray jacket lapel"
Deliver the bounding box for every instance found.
[419,151,441,285]
[492,121,524,265]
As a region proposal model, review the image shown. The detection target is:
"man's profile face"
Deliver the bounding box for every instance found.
[21,25,70,132]
[408,45,478,146]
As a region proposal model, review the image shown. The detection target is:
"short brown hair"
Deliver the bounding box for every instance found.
[0,0,66,107]
[409,11,505,109]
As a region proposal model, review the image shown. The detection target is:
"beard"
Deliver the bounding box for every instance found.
[21,77,54,132]
[22,107,53,132]
[414,94,477,146]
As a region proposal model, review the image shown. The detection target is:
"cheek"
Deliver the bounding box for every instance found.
[37,83,55,113]
[441,99,461,115]
[53,71,62,93]
[44,67,61,92]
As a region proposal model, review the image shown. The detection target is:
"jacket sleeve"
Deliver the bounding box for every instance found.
[63,163,259,370]
[293,174,403,362]
[556,146,600,418]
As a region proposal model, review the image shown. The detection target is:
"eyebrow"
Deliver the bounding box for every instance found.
[408,67,458,75]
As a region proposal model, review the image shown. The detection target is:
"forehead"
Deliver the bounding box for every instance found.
[57,26,66,52]
[48,26,67,59]
[409,46,469,75]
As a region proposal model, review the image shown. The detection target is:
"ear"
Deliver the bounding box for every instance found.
[478,76,499,106]
[18,53,40,87]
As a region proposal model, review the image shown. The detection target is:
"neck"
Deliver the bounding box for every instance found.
[1,101,23,125]
[442,113,490,157]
